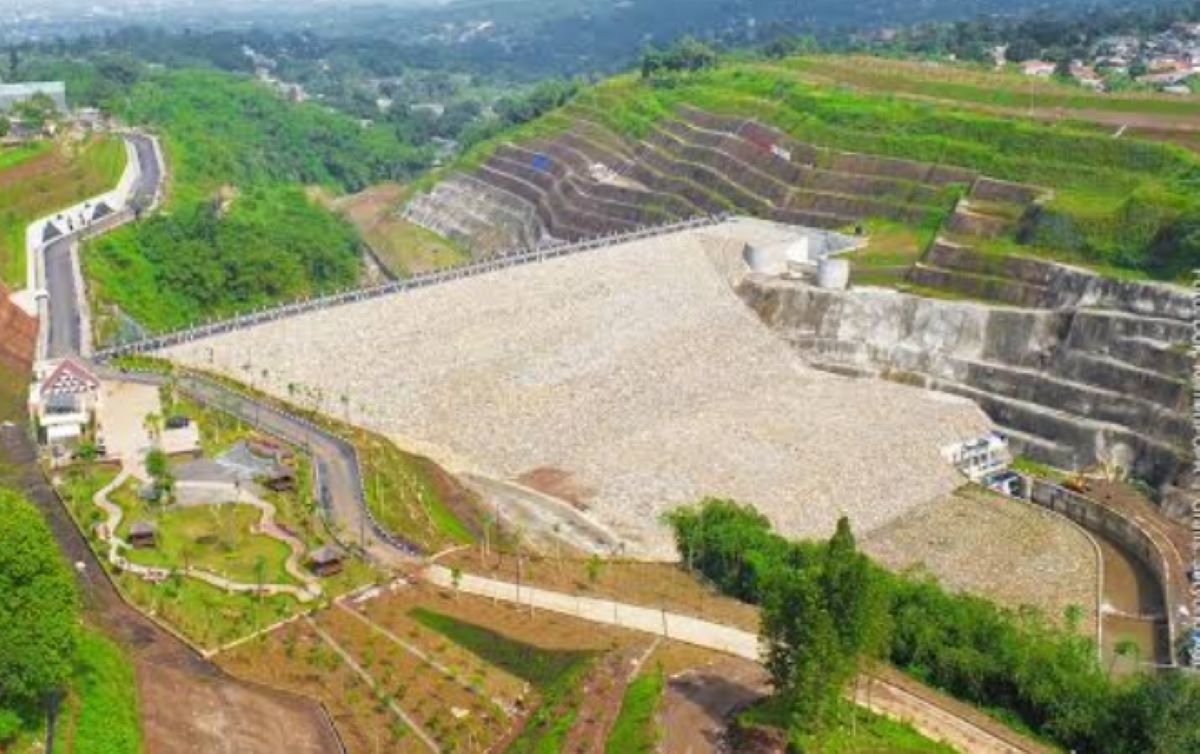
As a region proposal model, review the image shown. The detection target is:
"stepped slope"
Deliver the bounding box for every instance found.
[740,265,1192,497]
[403,105,1042,258]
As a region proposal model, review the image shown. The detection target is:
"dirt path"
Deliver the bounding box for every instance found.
[661,658,768,754]
[1,425,344,754]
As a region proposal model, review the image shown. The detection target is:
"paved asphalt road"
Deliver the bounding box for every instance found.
[45,133,161,359]
[112,369,415,568]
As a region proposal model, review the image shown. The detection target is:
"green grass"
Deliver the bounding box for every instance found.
[0,141,51,170]
[786,55,1200,120]
[605,669,664,754]
[115,570,299,651]
[410,607,594,754]
[54,628,141,754]
[111,492,297,587]
[0,136,125,286]
[741,699,959,754]
[409,608,590,692]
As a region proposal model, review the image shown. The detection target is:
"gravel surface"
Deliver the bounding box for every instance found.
[167,218,990,558]
[863,487,1099,634]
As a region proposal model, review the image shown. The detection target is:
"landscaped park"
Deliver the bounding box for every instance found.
[54,376,377,651]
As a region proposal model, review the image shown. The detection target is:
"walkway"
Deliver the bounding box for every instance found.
[92,466,322,602]
[422,565,1053,754]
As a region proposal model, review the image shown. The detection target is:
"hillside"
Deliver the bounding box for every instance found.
[407,54,1200,282]
[82,68,429,337]
[0,137,125,287]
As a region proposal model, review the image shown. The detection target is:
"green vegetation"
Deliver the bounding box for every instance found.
[109,484,296,586]
[667,497,1200,754]
[410,607,593,754]
[605,669,663,754]
[0,488,78,717]
[759,517,889,736]
[741,700,958,754]
[450,55,1200,281]
[0,140,51,170]
[0,489,137,752]
[787,55,1200,119]
[85,67,429,336]
[0,136,125,286]
[409,607,589,691]
[56,629,142,754]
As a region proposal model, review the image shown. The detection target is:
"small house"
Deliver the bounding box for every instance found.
[129,521,157,549]
[307,545,345,577]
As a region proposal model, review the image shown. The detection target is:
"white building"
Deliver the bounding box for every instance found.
[941,432,1011,483]
[28,358,101,445]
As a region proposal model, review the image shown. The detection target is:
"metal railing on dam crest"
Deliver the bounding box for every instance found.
[95,213,730,361]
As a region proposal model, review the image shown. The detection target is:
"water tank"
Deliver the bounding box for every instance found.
[817,258,850,290]
[743,243,784,274]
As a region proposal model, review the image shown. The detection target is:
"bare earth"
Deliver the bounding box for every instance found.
[166,218,990,558]
[863,487,1100,634]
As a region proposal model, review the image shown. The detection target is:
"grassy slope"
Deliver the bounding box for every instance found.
[314,183,470,277]
[54,628,142,754]
[0,137,125,287]
[84,68,426,336]
[441,56,1200,280]
[410,607,593,754]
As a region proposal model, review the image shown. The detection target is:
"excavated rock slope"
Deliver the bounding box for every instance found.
[164,218,990,558]
[740,262,1191,494]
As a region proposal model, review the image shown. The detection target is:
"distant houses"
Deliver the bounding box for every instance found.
[0,81,67,113]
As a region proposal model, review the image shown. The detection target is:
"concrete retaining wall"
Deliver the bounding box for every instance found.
[1027,478,1183,664]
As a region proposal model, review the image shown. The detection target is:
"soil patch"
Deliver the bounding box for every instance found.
[517,466,595,510]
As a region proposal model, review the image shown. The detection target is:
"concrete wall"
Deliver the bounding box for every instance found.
[1028,479,1184,664]
[737,275,1190,489]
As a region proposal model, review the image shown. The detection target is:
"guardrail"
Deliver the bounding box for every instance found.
[95,213,731,360]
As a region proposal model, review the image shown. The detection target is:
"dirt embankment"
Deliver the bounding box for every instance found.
[0,283,36,419]
[0,283,35,369]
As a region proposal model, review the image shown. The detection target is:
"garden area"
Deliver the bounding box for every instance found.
[51,378,379,652]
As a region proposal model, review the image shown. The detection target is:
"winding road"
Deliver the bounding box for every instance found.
[44,132,161,359]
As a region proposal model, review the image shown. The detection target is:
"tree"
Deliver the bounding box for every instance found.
[0,489,78,712]
[0,117,9,139]
[759,517,888,735]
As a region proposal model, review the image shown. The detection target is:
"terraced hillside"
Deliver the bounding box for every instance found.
[399,58,1194,504]
[405,104,1007,258]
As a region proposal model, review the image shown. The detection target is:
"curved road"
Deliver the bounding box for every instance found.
[45,133,161,359]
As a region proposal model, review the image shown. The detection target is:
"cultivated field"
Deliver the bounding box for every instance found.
[167,218,989,558]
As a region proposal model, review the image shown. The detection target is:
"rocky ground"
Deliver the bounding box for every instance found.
[167,218,990,558]
[863,486,1100,634]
